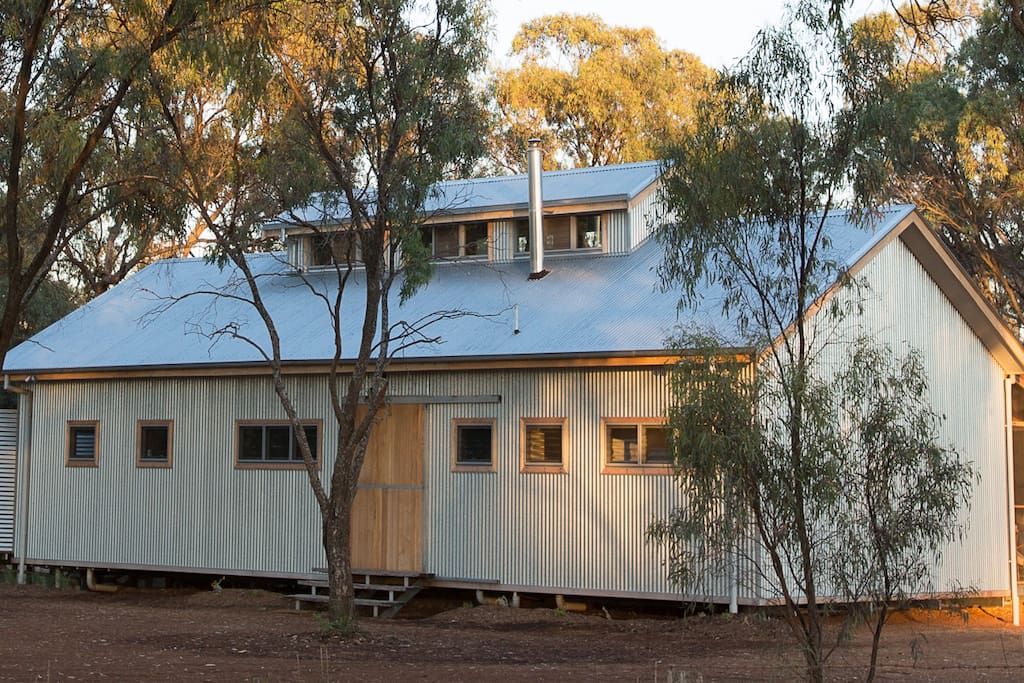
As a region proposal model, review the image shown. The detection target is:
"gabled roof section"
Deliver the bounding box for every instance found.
[850,209,1024,374]
[267,161,662,229]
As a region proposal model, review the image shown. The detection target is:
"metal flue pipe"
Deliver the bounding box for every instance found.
[527,138,548,279]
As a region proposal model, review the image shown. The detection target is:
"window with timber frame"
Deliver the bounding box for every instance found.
[421,221,489,259]
[308,231,361,267]
[136,420,173,468]
[514,213,603,255]
[452,418,496,472]
[520,417,567,473]
[601,418,672,474]
[66,421,99,467]
[235,420,321,470]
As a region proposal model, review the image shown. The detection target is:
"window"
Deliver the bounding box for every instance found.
[452,419,496,472]
[422,222,489,259]
[520,418,567,472]
[66,421,99,467]
[309,231,361,267]
[137,420,173,468]
[236,421,321,469]
[514,213,603,255]
[602,419,672,473]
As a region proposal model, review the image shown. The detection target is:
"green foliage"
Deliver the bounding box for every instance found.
[489,13,713,171]
[654,4,975,681]
[649,336,973,680]
[850,1,1024,333]
[829,343,975,606]
[0,1,268,365]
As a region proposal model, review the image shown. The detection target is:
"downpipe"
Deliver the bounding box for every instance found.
[86,568,118,593]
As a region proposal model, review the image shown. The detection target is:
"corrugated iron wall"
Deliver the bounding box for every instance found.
[391,367,720,598]
[606,211,630,254]
[0,409,17,552]
[21,366,706,597]
[24,376,327,575]
[824,235,1011,595]
[628,184,665,250]
[492,219,513,262]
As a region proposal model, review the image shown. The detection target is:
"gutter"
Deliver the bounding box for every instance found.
[4,375,32,585]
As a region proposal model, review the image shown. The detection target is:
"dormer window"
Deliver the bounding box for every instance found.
[514,213,603,255]
[309,231,361,267]
[421,221,488,259]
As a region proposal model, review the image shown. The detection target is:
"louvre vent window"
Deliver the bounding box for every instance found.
[66,422,98,467]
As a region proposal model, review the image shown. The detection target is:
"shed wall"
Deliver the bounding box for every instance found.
[628,184,664,250]
[826,235,1011,595]
[20,367,708,598]
[0,408,17,552]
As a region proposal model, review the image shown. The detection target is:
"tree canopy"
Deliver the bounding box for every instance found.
[489,13,713,171]
[653,3,974,681]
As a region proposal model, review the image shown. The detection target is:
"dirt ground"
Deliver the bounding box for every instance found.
[2,583,1024,681]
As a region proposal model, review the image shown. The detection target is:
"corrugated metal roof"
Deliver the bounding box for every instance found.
[270,161,663,227]
[4,206,915,373]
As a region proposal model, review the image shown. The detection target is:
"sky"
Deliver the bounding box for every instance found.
[488,0,887,69]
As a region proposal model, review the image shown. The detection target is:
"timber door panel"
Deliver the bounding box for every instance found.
[351,404,423,571]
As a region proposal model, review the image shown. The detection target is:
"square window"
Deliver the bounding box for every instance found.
[310,231,361,266]
[463,222,488,257]
[608,425,639,463]
[544,216,572,250]
[66,421,98,467]
[453,420,495,471]
[239,425,264,461]
[433,225,460,257]
[515,219,530,253]
[602,420,672,473]
[265,426,291,460]
[137,421,172,468]
[644,426,671,464]
[576,214,602,249]
[521,419,566,472]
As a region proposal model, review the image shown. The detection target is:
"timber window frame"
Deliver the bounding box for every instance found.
[600,418,672,474]
[421,221,490,259]
[307,230,362,268]
[520,417,568,473]
[234,420,322,470]
[136,420,173,468]
[66,420,99,468]
[513,213,605,255]
[451,418,497,472]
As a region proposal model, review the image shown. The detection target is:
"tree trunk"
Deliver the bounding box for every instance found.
[323,503,356,629]
[866,601,889,682]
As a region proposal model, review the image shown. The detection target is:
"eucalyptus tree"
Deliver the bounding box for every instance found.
[489,13,713,171]
[0,1,260,357]
[650,3,973,681]
[151,0,489,628]
[846,1,1024,335]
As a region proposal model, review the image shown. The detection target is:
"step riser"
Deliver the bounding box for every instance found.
[291,570,428,617]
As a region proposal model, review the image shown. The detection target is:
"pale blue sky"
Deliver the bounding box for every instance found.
[489,0,887,69]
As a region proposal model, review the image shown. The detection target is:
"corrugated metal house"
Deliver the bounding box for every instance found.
[3,159,1024,608]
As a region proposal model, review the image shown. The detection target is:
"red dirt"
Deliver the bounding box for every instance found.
[1,583,1024,681]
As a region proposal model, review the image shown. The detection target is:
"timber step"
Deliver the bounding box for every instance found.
[289,569,431,618]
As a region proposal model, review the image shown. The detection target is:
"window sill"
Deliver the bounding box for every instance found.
[521,464,567,474]
[452,463,496,473]
[137,460,172,469]
[65,460,98,468]
[235,461,319,471]
[601,464,673,475]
